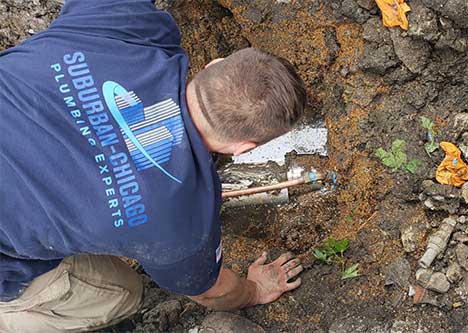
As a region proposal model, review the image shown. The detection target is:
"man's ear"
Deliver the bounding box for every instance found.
[233,141,257,156]
[205,58,224,68]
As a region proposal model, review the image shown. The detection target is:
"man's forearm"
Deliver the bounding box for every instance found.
[189,267,258,311]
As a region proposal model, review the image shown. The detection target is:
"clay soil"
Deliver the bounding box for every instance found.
[2,0,468,332]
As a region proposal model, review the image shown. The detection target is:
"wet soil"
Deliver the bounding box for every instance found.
[2,0,468,332]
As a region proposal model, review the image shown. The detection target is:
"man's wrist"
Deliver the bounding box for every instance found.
[244,278,259,307]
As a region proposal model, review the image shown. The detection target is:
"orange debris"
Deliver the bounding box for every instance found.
[375,0,411,30]
[436,142,468,187]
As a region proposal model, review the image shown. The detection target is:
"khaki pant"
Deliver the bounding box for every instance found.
[0,254,144,332]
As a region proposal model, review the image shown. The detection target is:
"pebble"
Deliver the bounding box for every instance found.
[453,301,464,308]
[416,269,451,293]
[200,312,265,333]
[385,258,411,288]
[462,183,468,205]
[456,243,468,271]
[446,263,463,283]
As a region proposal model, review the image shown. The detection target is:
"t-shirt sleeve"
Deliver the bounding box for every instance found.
[137,233,223,296]
[53,0,181,47]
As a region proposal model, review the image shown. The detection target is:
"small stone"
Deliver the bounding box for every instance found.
[454,232,468,243]
[408,285,416,296]
[385,258,411,288]
[422,179,435,189]
[400,222,427,253]
[447,263,463,283]
[200,312,265,333]
[460,144,468,160]
[453,301,464,308]
[413,286,452,309]
[456,243,468,270]
[416,269,451,293]
[142,299,183,332]
[462,183,468,204]
[408,1,439,41]
[356,0,376,10]
[459,216,467,224]
[358,43,399,74]
[391,30,431,74]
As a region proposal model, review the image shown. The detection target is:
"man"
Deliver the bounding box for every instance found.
[0,0,307,331]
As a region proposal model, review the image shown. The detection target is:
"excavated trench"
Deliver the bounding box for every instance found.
[2,0,468,332]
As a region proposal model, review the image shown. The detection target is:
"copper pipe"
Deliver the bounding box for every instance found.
[222,178,306,198]
[222,171,327,199]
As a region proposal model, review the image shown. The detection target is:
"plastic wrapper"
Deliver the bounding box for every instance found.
[375,0,411,30]
[436,141,468,187]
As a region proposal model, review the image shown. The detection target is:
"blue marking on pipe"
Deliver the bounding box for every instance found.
[309,171,317,182]
[331,172,337,185]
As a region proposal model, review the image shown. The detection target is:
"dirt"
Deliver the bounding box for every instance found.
[2,0,468,332]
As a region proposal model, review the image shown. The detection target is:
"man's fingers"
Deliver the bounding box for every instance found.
[282,258,301,272]
[276,252,294,265]
[253,251,268,265]
[286,277,302,291]
[285,265,303,281]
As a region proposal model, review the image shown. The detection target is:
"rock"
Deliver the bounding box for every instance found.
[456,243,468,271]
[435,17,468,52]
[446,263,463,283]
[454,113,468,136]
[413,285,452,309]
[441,0,468,29]
[391,30,431,74]
[361,17,392,44]
[200,312,265,333]
[460,144,468,160]
[340,0,370,23]
[142,299,183,332]
[385,65,417,84]
[462,183,468,204]
[400,223,426,253]
[420,181,461,214]
[453,231,468,243]
[385,258,411,288]
[416,269,451,293]
[356,0,376,11]
[358,43,399,74]
[408,0,440,42]
[455,272,468,301]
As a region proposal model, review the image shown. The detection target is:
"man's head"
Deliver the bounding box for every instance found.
[186,48,307,155]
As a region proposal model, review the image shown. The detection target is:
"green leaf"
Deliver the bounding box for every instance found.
[313,249,328,263]
[425,142,438,154]
[405,159,421,174]
[393,150,407,169]
[420,116,433,130]
[391,139,406,154]
[334,239,349,254]
[375,148,388,160]
[341,264,360,280]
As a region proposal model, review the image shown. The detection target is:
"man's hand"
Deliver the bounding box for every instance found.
[189,251,302,311]
[247,252,303,305]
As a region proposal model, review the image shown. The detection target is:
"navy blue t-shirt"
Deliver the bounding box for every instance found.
[0,0,222,301]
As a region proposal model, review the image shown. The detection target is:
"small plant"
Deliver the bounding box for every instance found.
[375,139,421,174]
[313,238,360,280]
[341,263,360,280]
[420,116,438,156]
[313,238,349,265]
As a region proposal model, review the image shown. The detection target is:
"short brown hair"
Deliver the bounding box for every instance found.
[191,48,307,144]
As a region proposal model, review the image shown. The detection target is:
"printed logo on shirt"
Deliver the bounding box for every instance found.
[102,81,184,183]
[216,240,222,263]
